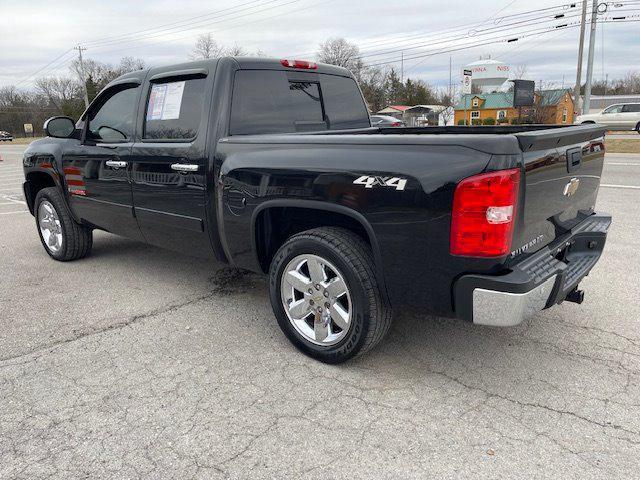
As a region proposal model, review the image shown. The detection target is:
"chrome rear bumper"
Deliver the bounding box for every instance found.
[472,275,557,326]
[454,213,611,326]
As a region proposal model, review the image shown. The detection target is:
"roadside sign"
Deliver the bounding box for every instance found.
[512,80,535,107]
[24,123,33,134]
[462,69,472,95]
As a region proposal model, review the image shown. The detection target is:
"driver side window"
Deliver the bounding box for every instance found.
[603,105,622,114]
[87,85,139,142]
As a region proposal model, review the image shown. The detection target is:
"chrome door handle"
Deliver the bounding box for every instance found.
[105,160,127,169]
[171,163,199,173]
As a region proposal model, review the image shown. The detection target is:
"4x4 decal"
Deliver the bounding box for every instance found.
[353,175,407,191]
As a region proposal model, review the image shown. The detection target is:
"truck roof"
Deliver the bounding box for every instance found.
[110,56,353,88]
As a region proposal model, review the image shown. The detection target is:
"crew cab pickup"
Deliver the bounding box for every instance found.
[22,57,611,363]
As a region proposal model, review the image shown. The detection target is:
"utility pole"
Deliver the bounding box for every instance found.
[400,51,404,84]
[583,0,598,114]
[449,55,452,100]
[573,0,588,116]
[75,45,89,109]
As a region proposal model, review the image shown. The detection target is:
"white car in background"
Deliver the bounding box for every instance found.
[575,103,640,133]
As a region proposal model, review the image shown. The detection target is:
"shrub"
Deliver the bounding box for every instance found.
[471,119,482,126]
[483,117,496,125]
[457,119,467,125]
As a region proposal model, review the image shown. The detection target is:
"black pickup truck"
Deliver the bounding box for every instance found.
[22,57,611,363]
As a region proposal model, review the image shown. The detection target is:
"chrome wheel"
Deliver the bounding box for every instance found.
[38,200,63,253]
[280,254,352,346]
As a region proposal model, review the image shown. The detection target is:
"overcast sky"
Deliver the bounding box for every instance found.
[1,0,638,91]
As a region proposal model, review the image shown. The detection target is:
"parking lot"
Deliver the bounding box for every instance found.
[1,143,639,479]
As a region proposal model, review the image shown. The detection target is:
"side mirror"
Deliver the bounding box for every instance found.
[44,116,76,138]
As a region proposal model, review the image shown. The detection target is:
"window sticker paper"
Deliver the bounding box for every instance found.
[146,81,185,121]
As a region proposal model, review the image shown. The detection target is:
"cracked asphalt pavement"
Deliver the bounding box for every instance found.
[1,145,640,479]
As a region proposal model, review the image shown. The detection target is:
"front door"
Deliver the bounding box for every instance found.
[130,71,213,255]
[63,83,143,240]
[599,104,624,129]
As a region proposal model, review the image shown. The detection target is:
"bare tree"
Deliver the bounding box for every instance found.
[226,43,247,56]
[190,34,255,59]
[190,33,226,60]
[512,64,528,80]
[316,37,364,79]
[34,77,80,111]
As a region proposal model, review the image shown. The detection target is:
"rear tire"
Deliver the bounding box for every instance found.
[636,123,640,134]
[269,227,392,363]
[35,187,92,261]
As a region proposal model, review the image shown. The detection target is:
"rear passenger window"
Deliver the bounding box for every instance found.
[622,104,640,113]
[144,77,206,140]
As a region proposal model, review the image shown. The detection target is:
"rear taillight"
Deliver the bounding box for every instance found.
[280,59,318,69]
[450,168,521,257]
[391,122,402,127]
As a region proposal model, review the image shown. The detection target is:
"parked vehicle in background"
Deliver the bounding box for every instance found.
[576,103,640,133]
[0,131,13,141]
[370,115,405,127]
[22,57,611,364]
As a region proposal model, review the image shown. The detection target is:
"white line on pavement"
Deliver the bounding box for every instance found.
[0,196,26,205]
[601,184,640,190]
[0,210,28,215]
[606,162,640,166]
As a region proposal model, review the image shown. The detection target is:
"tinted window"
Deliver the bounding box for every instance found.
[230,70,369,135]
[321,75,370,130]
[87,86,139,142]
[144,77,206,140]
[622,104,640,113]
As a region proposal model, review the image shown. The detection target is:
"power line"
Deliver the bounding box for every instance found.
[84,0,296,49]
[365,17,637,70]
[293,0,583,58]
[355,8,589,62]
[13,0,312,86]
[355,3,640,63]
[14,49,75,87]
[85,0,333,57]
[82,0,269,46]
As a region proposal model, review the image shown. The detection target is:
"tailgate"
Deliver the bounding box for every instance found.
[510,124,606,259]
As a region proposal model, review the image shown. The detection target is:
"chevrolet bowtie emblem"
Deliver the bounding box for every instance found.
[563,178,580,197]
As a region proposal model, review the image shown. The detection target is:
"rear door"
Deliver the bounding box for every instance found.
[62,82,143,239]
[130,68,214,255]
[620,104,640,129]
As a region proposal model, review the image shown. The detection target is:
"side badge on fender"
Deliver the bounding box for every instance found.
[353,175,407,191]
[563,177,580,197]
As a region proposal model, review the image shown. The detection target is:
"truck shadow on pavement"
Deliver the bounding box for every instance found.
[87,233,594,380]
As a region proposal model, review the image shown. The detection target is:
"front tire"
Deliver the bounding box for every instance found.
[269,227,391,363]
[35,187,92,261]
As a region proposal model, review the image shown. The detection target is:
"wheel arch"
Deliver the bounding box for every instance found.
[24,170,59,215]
[251,200,385,282]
